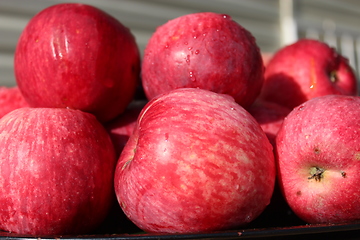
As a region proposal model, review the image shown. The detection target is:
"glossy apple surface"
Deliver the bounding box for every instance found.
[259,39,358,109]
[0,108,116,235]
[0,86,29,118]
[141,12,264,108]
[276,95,360,224]
[115,88,275,233]
[14,3,140,122]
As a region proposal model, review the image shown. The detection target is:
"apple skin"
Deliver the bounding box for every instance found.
[248,100,291,147]
[276,95,360,224]
[0,107,116,235]
[114,88,275,233]
[259,39,358,109]
[105,100,146,159]
[141,12,264,108]
[0,86,29,118]
[14,3,140,123]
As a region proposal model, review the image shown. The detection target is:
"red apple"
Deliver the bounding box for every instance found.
[248,100,291,147]
[259,39,358,109]
[0,107,116,235]
[14,3,140,123]
[141,12,264,108]
[114,88,275,233]
[0,86,29,118]
[276,94,360,224]
[105,100,147,158]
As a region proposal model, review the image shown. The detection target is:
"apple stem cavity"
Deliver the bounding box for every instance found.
[308,166,325,182]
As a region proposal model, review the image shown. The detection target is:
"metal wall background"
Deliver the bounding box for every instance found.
[0,0,360,86]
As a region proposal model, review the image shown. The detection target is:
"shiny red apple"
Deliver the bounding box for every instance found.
[276,95,360,224]
[141,12,264,108]
[0,107,116,235]
[259,39,358,109]
[14,3,140,122]
[114,88,275,233]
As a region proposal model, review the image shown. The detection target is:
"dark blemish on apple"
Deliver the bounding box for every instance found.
[296,191,302,196]
[308,166,324,181]
[314,147,321,154]
[341,171,347,178]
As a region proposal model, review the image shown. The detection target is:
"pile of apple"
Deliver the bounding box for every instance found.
[0,2,359,236]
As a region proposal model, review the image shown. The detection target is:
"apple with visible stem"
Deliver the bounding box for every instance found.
[248,99,291,147]
[259,39,358,109]
[14,3,140,123]
[105,100,147,159]
[141,12,264,108]
[0,107,116,235]
[114,88,275,233]
[0,86,29,118]
[276,94,360,224]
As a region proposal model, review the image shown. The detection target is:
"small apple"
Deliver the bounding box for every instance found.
[105,100,147,158]
[259,39,358,109]
[0,107,116,235]
[114,88,275,233]
[0,86,29,118]
[14,3,140,122]
[276,94,360,224]
[248,100,291,147]
[141,12,264,108]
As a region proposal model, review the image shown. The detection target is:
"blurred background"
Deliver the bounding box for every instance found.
[1,0,360,86]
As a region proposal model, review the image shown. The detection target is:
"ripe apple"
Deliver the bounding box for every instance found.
[248,100,291,147]
[259,39,358,109]
[114,88,275,233]
[0,86,29,118]
[276,94,360,224]
[0,107,116,235]
[14,3,140,123]
[141,12,264,108]
[105,100,146,158]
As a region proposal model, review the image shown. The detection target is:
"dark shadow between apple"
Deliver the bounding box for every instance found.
[261,73,308,109]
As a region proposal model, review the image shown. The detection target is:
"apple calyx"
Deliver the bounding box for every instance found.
[308,166,325,181]
[329,70,338,83]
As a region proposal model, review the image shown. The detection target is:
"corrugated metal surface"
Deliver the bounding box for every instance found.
[0,0,360,86]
